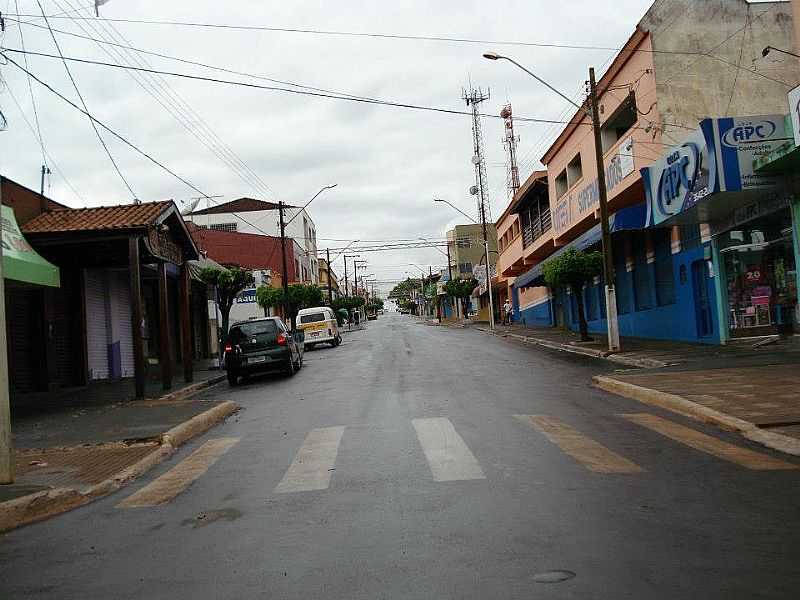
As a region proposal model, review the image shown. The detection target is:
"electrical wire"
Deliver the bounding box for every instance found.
[12,0,46,166]
[50,0,275,201]
[34,1,137,200]
[0,12,717,56]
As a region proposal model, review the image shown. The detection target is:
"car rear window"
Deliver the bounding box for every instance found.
[232,321,278,338]
[300,312,326,324]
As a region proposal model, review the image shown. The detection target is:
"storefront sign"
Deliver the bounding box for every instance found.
[709,192,792,236]
[553,137,635,237]
[235,288,257,304]
[789,85,800,147]
[146,227,183,265]
[642,115,790,226]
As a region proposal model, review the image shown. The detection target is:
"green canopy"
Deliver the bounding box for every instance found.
[2,205,60,287]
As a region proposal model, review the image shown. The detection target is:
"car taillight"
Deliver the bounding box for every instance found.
[276,333,287,346]
[224,343,233,353]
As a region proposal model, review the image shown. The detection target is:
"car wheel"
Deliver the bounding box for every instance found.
[227,370,239,386]
[285,358,296,377]
[294,354,303,371]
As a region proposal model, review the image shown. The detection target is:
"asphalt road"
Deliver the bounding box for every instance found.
[3,313,800,599]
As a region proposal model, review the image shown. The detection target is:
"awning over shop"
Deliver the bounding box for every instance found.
[1,205,60,287]
[514,202,646,289]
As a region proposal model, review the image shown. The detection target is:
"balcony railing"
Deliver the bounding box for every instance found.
[521,206,552,249]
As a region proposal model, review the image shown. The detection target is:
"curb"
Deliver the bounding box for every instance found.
[593,375,800,457]
[0,400,238,534]
[155,374,226,402]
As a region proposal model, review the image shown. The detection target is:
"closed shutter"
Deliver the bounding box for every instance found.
[112,271,135,378]
[85,269,109,380]
[6,288,39,392]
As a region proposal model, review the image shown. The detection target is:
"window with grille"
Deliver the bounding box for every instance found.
[519,195,552,248]
[459,262,473,274]
[456,238,472,248]
[208,222,237,232]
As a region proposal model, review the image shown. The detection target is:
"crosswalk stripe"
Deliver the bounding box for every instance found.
[621,413,798,471]
[117,437,240,508]
[274,426,345,494]
[515,415,644,473]
[412,417,486,482]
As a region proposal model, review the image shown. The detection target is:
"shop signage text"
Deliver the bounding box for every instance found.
[236,288,257,304]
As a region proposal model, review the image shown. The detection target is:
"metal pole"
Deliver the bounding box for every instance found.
[589,67,620,352]
[479,206,496,331]
[0,185,14,483]
[326,248,333,304]
[279,201,293,332]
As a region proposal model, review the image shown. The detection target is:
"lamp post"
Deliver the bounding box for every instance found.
[433,198,495,329]
[279,184,337,333]
[483,52,620,351]
[762,46,800,59]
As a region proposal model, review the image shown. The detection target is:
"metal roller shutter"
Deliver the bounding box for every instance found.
[113,271,135,378]
[85,269,109,380]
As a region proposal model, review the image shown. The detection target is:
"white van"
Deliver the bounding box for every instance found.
[296,306,341,348]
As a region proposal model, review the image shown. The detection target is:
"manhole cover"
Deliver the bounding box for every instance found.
[533,570,576,584]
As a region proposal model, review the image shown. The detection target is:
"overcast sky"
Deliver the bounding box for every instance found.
[0,0,657,292]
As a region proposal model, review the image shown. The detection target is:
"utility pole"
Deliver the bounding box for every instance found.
[326,248,333,304]
[278,201,293,332]
[39,165,51,196]
[0,184,13,483]
[588,67,620,351]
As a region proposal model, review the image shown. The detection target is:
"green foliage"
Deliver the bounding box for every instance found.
[331,296,365,312]
[367,298,385,311]
[542,248,603,290]
[388,277,421,300]
[256,284,325,313]
[255,285,284,310]
[444,278,478,299]
[200,266,254,334]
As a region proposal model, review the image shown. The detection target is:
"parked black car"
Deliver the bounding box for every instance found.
[224,317,304,385]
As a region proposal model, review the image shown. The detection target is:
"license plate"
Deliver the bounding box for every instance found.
[249,356,266,364]
[311,331,320,337]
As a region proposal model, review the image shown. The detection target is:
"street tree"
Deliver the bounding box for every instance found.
[542,247,603,342]
[444,277,478,318]
[256,284,325,324]
[199,266,254,335]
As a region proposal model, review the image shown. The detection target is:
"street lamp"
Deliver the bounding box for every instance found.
[279,183,337,332]
[484,51,620,351]
[433,198,495,329]
[762,46,800,59]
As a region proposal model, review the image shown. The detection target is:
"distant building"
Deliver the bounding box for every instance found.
[186,197,319,284]
[318,257,340,302]
[446,223,498,318]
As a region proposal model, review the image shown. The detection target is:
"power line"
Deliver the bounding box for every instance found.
[1,12,713,56]
[12,0,46,167]
[3,52,210,199]
[34,1,137,200]
[50,0,275,201]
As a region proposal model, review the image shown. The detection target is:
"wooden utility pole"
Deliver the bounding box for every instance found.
[279,201,292,330]
[588,67,620,351]
[129,237,146,400]
[326,248,333,304]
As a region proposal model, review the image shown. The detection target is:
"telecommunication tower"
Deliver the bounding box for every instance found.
[501,104,521,198]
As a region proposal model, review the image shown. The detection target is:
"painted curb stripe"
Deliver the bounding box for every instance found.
[515,415,644,473]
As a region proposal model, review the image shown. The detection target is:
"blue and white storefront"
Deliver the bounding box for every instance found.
[513,113,798,344]
[643,114,798,342]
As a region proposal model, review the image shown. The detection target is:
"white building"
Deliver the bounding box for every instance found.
[186,198,319,284]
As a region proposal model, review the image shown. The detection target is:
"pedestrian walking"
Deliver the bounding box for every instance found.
[503,300,512,325]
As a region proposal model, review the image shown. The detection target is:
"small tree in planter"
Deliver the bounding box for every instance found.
[542,247,603,342]
[444,278,479,318]
[200,266,254,335]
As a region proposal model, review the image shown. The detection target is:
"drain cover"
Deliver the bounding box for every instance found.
[533,570,576,584]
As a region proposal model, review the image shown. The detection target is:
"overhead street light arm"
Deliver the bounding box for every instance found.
[285,183,337,226]
[762,45,800,59]
[433,198,478,224]
[483,52,591,117]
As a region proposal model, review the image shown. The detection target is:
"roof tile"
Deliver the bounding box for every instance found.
[22,201,172,234]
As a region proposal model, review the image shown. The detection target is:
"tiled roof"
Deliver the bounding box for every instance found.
[189,197,296,215]
[22,201,172,233]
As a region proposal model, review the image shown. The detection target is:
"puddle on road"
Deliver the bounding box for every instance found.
[182,507,243,529]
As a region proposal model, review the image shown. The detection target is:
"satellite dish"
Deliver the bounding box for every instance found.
[471,155,481,165]
[469,186,479,196]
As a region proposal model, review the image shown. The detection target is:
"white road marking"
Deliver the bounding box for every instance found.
[117,437,240,508]
[274,426,345,493]
[412,417,486,482]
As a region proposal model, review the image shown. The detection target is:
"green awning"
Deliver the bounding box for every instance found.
[2,205,60,287]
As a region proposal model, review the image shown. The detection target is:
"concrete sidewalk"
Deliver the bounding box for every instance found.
[1,374,235,532]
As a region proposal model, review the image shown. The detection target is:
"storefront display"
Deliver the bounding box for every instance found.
[717,208,797,336]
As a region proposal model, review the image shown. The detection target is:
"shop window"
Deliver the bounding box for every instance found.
[601,93,637,153]
[459,262,473,274]
[555,169,568,199]
[633,237,653,310]
[567,154,583,187]
[654,230,676,306]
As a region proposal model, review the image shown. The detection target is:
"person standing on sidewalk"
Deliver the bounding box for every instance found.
[503,300,512,325]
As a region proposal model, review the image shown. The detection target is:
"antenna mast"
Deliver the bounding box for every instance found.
[501,104,520,198]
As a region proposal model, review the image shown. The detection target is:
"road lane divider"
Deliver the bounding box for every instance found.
[412,417,486,482]
[274,426,345,494]
[117,438,240,508]
[515,415,644,474]
[620,413,798,471]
